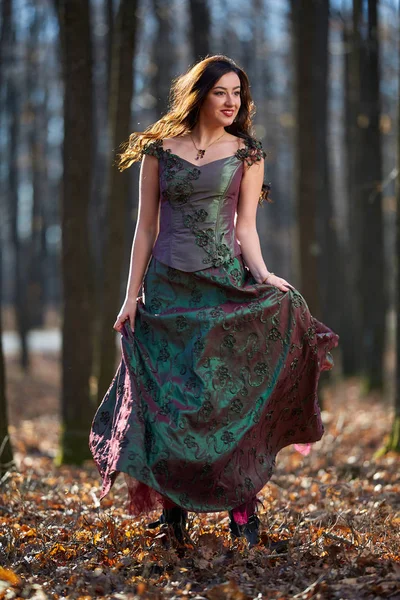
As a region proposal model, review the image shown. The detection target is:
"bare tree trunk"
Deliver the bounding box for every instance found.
[291,0,320,317]
[3,7,30,371]
[377,4,400,455]
[315,0,341,336]
[246,0,280,270]
[7,53,29,370]
[26,9,46,328]
[106,0,114,95]
[0,0,14,475]
[342,9,364,375]
[56,0,95,464]
[188,0,211,61]
[97,0,138,403]
[342,0,386,389]
[383,89,400,452]
[90,0,115,381]
[359,0,386,390]
[151,0,176,117]
[388,63,400,451]
[0,245,13,475]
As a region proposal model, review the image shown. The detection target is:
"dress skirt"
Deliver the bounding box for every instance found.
[89,254,339,516]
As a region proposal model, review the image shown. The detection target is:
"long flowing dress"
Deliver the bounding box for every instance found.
[89,137,339,517]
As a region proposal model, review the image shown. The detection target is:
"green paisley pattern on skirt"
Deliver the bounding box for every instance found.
[89,253,339,515]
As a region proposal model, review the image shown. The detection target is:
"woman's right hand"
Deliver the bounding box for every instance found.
[265,274,295,293]
[113,297,138,333]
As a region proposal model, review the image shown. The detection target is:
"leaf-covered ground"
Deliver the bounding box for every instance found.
[1,353,399,599]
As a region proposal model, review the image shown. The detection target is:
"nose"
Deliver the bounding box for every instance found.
[224,95,235,106]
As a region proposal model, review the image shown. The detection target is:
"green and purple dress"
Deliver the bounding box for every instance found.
[89,137,339,519]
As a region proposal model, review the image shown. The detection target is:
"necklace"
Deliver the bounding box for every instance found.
[189,132,226,160]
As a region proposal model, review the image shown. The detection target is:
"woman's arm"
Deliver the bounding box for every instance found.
[114,153,160,331]
[125,153,160,299]
[236,159,293,292]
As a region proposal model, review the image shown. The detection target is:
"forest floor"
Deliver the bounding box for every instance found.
[0,352,399,600]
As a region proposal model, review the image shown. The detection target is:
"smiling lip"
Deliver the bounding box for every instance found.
[222,111,234,118]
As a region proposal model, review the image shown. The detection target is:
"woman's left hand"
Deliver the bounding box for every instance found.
[264,274,295,293]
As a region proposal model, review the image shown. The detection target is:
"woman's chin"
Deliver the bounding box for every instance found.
[217,116,234,127]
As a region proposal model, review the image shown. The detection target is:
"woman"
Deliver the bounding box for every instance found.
[89,55,339,548]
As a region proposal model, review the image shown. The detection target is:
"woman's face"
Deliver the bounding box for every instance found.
[200,71,241,127]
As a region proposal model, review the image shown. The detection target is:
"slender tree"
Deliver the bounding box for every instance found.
[342,5,364,375]
[55,0,95,464]
[89,0,115,370]
[0,0,13,475]
[359,0,386,390]
[245,0,279,268]
[377,6,400,455]
[387,55,400,452]
[291,0,324,317]
[342,0,386,387]
[315,0,342,339]
[26,8,46,328]
[151,0,176,117]
[106,0,114,96]
[188,0,211,61]
[7,37,30,371]
[97,0,138,403]
[0,248,13,475]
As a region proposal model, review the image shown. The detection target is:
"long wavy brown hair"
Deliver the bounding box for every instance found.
[116,54,271,204]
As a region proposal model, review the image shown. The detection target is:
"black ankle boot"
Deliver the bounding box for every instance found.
[228,510,260,548]
[148,507,188,544]
[163,507,187,544]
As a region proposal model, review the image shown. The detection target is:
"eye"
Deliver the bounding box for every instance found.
[214,91,224,96]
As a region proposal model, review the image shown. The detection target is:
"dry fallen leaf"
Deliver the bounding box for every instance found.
[206,579,250,600]
[0,567,21,586]
[2,356,399,600]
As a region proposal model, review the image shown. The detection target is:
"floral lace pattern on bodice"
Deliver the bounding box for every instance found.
[140,137,266,271]
[142,136,266,167]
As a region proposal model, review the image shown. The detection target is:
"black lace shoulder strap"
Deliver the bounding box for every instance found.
[141,138,164,160]
[236,137,266,166]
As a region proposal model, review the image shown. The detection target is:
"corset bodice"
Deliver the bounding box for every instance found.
[141,137,265,272]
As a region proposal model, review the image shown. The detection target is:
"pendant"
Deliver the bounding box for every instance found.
[196,149,206,160]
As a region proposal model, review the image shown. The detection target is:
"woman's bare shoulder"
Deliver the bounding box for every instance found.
[163,135,190,143]
[224,133,246,150]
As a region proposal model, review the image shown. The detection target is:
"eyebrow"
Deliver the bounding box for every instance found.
[213,85,241,90]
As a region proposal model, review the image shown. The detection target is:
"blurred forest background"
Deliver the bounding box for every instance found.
[1,1,400,597]
[0,0,399,469]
